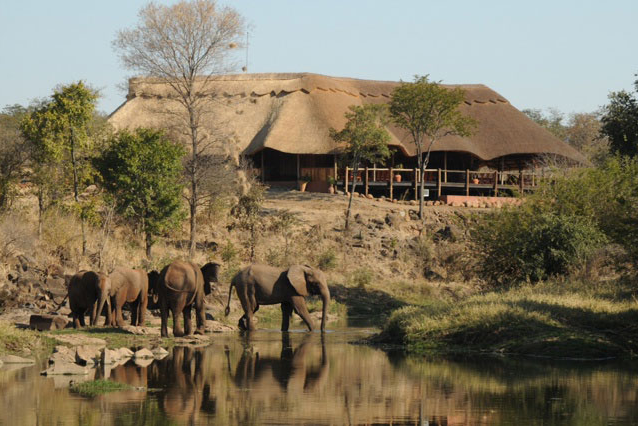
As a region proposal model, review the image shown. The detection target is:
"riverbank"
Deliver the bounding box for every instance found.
[375,280,638,359]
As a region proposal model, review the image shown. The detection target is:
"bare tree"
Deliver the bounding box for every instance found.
[113,0,245,256]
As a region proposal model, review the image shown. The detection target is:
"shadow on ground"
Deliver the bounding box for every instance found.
[329,284,407,327]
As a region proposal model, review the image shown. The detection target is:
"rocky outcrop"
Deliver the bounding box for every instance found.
[29,314,69,331]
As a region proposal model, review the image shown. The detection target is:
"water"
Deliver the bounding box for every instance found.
[1,327,638,425]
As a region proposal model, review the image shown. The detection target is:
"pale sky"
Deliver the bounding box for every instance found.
[1,0,636,116]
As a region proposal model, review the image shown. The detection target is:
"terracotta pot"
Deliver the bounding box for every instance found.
[328,185,335,194]
[394,174,402,183]
[299,181,308,192]
[472,178,479,184]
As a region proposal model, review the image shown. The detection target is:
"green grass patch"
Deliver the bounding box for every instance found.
[0,321,57,356]
[70,379,133,397]
[377,282,638,359]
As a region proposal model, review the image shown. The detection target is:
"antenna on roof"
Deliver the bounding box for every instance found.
[242,31,249,73]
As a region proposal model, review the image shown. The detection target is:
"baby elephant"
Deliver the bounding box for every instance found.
[68,270,112,328]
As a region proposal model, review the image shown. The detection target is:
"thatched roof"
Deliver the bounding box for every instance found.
[109,72,587,164]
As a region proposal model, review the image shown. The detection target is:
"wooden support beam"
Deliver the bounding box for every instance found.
[364,166,369,196]
[444,152,448,182]
[333,155,337,180]
[389,167,393,200]
[344,167,349,193]
[437,168,442,199]
[494,170,499,196]
[519,170,524,193]
[465,169,470,196]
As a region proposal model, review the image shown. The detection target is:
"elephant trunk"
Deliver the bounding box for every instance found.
[319,286,330,332]
[95,290,109,326]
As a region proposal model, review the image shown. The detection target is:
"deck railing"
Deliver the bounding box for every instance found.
[342,167,540,198]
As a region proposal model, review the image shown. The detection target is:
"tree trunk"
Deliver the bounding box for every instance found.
[37,188,44,239]
[188,103,198,258]
[344,159,360,230]
[145,231,152,259]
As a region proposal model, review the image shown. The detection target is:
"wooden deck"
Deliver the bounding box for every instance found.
[339,167,541,199]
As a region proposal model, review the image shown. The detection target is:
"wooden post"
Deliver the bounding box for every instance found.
[519,170,524,193]
[333,155,337,180]
[344,167,349,193]
[414,168,418,201]
[444,152,448,182]
[372,164,376,181]
[296,154,300,182]
[364,166,369,196]
[260,150,265,183]
[494,170,499,196]
[389,167,393,200]
[437,168,442,198]
[465,169,470,196]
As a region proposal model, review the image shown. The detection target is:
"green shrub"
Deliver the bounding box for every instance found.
[472,208,606,287]
[350,267,373,288]
[317,248,338,271]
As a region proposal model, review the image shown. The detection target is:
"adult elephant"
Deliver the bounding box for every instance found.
[109,267,157,327]
[225,264,330,332]
[68,270,111,328]
[157,260,220,337]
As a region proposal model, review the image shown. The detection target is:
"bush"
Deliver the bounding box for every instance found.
[472,208,606,287]
[350,267,373,288]
[317,248,338,271]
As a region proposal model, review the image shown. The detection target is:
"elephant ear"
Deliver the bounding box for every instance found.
[201,263,220,296]
[287,265,308,297]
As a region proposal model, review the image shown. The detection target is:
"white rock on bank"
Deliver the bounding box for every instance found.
[133,348,154,359]
[0,355,35,364]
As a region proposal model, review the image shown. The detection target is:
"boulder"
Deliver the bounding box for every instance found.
[117,347,134,359]
[133,348,154,360]
[101,348,119,365]
[41,363,90,376]
[0,355,35,364]
[29,314,69,331]
[151,347,169,359]
[75,345,101,366]
[365,194,374,199]
[49,346,76,365]
[385,213,404,228]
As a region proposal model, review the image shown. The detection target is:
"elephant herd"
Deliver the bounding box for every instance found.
[67,261,331,336]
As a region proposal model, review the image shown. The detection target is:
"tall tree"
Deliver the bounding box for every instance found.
[389,76,475,220]
[330,104,391,230]
[96,128,185,258]
[0,105,31,210]
[600,77,638,157]
[20,82,98,249]
[113,0,245,257]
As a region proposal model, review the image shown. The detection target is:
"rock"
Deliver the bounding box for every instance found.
[410,200,417,206]
[117,347,134,359]
[151,347,169,359]
[41,363,90,376]
[49,346,76,365]
[385,213,404,228]
[29,314,68,331]
[133,348,154,360]
[336,190,345,195]
[0,355,35,364]
[365,194,374,199]
[392,199,398,203]
[101,348,119,365]
[76,345,101,366]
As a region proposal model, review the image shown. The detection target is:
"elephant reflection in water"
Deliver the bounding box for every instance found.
[227,333,329,394]
[148,346,217,424]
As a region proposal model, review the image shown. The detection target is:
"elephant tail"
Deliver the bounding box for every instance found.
[224,280,235,317]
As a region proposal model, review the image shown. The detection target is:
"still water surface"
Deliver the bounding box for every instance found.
[1,327,638,425]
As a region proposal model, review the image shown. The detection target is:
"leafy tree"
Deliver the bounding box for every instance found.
[389,76,475,219]
[20,82,99,248]
[330,104,391,230]
[113,0,245,257]
[96,128,186,258]
[601,78,638,157]
[230,184,265,262]
[0,105,31,210]
[270,209,298,262]
[523,108,567,140]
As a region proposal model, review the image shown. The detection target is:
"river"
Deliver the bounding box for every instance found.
[1,327,638,425]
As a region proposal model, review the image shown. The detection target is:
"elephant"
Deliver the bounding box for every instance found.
[67,270,111,328]
[225,264,330,332]
[108,267,157,327]
[157,260,220,337]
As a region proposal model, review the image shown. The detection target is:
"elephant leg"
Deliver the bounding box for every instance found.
[183,305,193,336]
[195,301,206,335]
[291,296,315,331]
[130,299,139,327]
[138,294,148,327]
[79,310,87,328]
[72,312,81,329]
[115,293,127,327]
[90,302,98,326]
[172,298,186,337]
[160,297,169,338]
[281,302,293,332]
[238,289,257,331]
